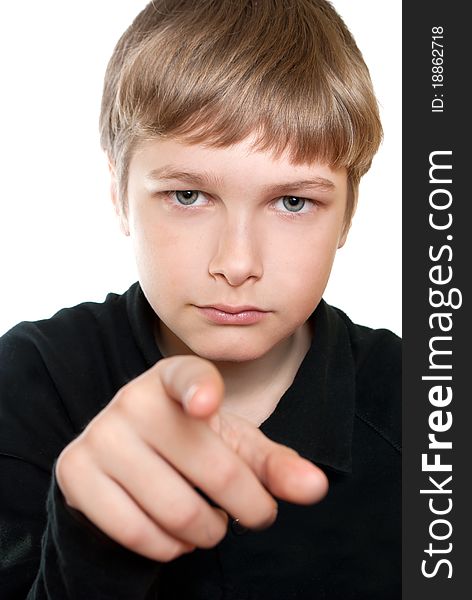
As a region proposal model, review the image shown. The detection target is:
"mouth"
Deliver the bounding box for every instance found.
[195,304,269,325]
[201,304,267,314]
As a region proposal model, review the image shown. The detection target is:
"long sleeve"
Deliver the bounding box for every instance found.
[0,324,161,599]
[0,458,162,599]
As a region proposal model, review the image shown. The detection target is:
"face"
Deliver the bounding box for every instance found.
[112,136,349,363]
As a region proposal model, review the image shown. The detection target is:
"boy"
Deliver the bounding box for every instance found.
[0,1,401,598]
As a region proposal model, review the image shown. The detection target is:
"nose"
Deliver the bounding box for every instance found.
[208,214,263,286]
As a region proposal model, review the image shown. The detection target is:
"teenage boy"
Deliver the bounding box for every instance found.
[0,1,401,598]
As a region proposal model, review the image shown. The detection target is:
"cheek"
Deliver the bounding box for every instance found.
[271,233,338,303]
[132,217,206,286]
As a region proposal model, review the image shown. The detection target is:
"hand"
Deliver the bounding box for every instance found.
[56,355,328,562]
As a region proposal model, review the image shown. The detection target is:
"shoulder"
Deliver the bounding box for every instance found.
[0,282,145,359]
[327,304,401,369]
[0,284,144,459]
[2,287,128,348]
[328,304,402,452]
[0,288,128,390]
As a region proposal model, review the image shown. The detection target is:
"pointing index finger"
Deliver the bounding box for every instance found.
[157,355,225,418]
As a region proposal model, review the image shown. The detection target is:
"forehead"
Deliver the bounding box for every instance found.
[130,136,348,194]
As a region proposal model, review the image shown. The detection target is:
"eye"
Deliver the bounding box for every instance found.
[174,190,201,205]
[280,196,307,213]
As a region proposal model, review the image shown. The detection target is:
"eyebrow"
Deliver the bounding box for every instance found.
[144,166,336,193]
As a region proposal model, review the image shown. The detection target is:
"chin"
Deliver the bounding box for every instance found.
[189,339,270,363]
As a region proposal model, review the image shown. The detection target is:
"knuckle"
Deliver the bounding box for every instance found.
[56,450,72,478]
[114,379,165,423]
[55,446,75,480]
[158,542,188,563]
[113,382,134,407]
[202,518,228,547]
[82,415,115,450]
[218,417,242,453]
[210,460,240,491]
[119,520,151,551]
[119,520,187,563]
[55,446,91,505]
[56,442,88,483]
[166,503,201,533]
[113,383,141,416]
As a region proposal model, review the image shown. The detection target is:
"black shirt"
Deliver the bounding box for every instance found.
[0,282,401,599]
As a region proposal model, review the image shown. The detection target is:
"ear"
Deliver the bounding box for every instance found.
[337,183,358,249]
[337,224,350,249]
[108,157,130,237]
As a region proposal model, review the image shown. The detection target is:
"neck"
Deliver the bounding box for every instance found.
[154,318,313,421]
[213,322,312,401]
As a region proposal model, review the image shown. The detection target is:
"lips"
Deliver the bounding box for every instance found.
[196,304,269,325]
[203,304,267,314]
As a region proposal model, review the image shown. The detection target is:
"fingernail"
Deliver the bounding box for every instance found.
[183,384,198,410]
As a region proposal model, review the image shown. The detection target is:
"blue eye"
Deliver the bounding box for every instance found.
[282,196,306,212]
[175,190,200,205]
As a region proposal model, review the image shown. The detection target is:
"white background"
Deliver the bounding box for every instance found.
[0,1,401,337]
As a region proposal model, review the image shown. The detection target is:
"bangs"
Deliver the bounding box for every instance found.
[101,0,382,210]
[128,61,381,180]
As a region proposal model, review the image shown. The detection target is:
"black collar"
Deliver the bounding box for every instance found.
[259,300,355,474]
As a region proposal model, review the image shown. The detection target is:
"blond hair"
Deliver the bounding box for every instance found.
[99,0,383,229]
